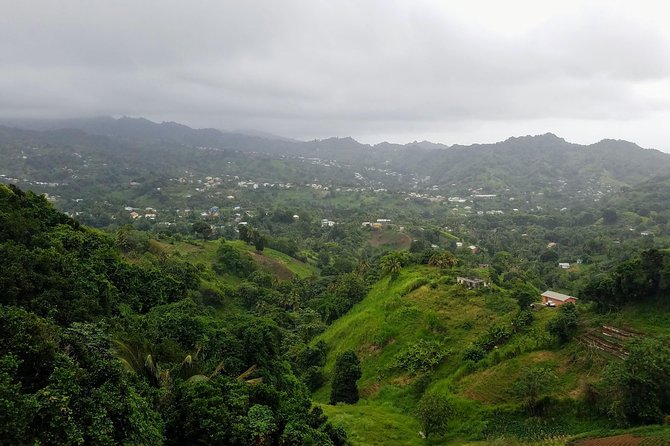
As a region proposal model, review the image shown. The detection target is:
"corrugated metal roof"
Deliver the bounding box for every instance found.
[541,290,577,301]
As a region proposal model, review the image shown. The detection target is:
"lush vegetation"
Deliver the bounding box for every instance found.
[0,184,348,445]
[3,118,670,444]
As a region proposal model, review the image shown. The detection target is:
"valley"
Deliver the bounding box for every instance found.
[1,118,670,445]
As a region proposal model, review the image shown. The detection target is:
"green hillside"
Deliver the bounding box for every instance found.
[312,265,670,445]
[151,238,318,281]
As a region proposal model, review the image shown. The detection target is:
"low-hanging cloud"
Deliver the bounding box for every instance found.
[1,0,669,148]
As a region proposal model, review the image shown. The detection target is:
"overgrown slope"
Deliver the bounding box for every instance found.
[312,265,670,445]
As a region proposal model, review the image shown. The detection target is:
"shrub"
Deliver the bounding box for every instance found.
[417,392,452,437]
[392,340,447,375]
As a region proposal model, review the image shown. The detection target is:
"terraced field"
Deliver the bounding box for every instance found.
[578,325,641,359]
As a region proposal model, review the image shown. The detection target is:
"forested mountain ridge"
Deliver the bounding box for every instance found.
[2,117,668,198]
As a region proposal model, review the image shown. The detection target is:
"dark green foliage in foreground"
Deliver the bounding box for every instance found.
[330,350,362,405]
[0,306,164,445]
[0,184,346,445]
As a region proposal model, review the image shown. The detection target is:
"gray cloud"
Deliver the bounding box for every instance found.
[1,0,670,149]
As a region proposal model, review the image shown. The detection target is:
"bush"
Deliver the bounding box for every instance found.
[392,339,447,375]
[463,345,486,362]
[213,241,256,277]
[512,366,557,415]
[417,392,452,437]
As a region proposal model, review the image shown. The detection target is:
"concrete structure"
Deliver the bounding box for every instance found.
[457,277,489,289]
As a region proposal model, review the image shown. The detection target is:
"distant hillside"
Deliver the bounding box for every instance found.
[391,133,670,193]
[2,117,670,198]
[613,173,670,214]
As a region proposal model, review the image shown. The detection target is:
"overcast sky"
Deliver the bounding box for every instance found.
[2,0,670,149]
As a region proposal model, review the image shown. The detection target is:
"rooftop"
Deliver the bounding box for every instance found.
[541,290,577,302]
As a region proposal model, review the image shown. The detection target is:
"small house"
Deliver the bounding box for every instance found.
[558,262,570,269]
[541,290,577,307]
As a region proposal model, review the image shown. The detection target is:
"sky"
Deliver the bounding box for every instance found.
[2,0,670,150]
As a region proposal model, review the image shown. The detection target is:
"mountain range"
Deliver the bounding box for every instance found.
[1,116,669,196]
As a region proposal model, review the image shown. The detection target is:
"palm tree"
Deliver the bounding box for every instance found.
[113,340,262,387]
[112,340,165,388]
[429,252,457,269]
[380,254,402,277]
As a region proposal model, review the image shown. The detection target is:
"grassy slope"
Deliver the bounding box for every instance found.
[155,239,318,280]
[312,266,670,445]
[231,240,319,278]
[312,266,526,444]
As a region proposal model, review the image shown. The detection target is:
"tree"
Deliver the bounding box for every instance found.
[329,350,361,404]
[247,227,260,246]
[417,392,452,437]
[238,224,250,243]
[539,250,559,263]
[511,282,538,309]
[428,251,457,269]
[192,221,212,240]
[601,338,670,425]
[247,404,276,445]
[513,366,557,415]
[602,208,619,225]
[547,303,579,344]
[214,241,256,277]
[380,252,408,278]
[254,235,266,252]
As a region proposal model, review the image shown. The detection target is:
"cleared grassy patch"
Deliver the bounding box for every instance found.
[231,240,319,278]
[159,239,318,279]
[319,402,424,446]
[367,229,412,250]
